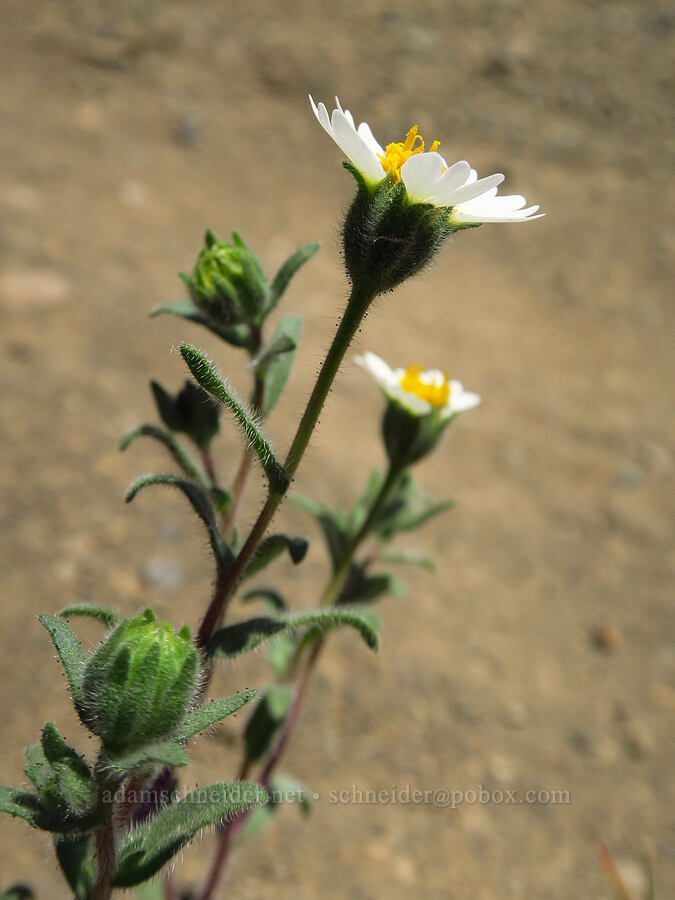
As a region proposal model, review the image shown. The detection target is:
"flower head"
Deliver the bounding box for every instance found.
[355,351,480,467]
[355,351,481,420]
[310,96,543,225]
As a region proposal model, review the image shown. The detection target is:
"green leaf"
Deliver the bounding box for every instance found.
[54,834,95,899]
[268,631,297,678]
[268,773,314,815]
[337,568,405,605]
[125,474,234,586]
[242,587,287,613]
[38,614,86,707]
[0,785,52,831]
[242,533,308,580]
[244,686,293,762]
[99,741,188,780]
[255,315,303,416]
[267,242,320,312]
[290,494,350,571]
[149,380,221,454]
[133,878,165,900]
[40,723,93,818]
[174,690,257,741]
[149,301,252,349]
[232,802,275,847]
[379,551,436,572]
[0,886,34,900]
[208,618,285,660]
[285,608,380,651]
[180,344,289,493]
[112,782,268,887]
[59,605,120,628]
[120,424,212,489]
[374,473,454,539]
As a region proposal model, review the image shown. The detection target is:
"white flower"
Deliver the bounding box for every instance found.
[355,351,481,419]
[310,96,543,224]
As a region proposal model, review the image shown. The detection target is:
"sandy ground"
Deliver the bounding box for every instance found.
[0,1,673,897]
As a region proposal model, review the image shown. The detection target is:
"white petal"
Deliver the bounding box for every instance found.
[452,207,544,224]
[422,160,472,205]
[444,173,505,206]
[330,108,384,183]
[386,382,432,416]
[354,352,394,388]
[357,121,384,156]
[449,381,482,412]
[400,152,447,203]
[309,95,332,135]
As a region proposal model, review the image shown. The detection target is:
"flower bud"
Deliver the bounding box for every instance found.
[185,230,268,327]
[78,610,199,753]
[342,165,452,296]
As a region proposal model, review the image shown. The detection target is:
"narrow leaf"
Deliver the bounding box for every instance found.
[338,568,405,604]
[379,551,436,572]
[289,608,380,650]
[149,301,252,348]
[1,887,34,900]
[112,782,268,887]
[180,344,289,493]
[255,315,303,415]
[174,690,257,741]
[59,605,120,628]
[268,242,320,311]
[268,773,314,815]
[120,425,211,489]
[208,618,285,660]
[54,834,95,900]
[99,741,188,779]
[242,533,308,580]
[0,786,52,830]
[38,614,86,706]
[125,474,233,586]
[248,330,297,373]
[244,687,293,762]
[242,588,287,613]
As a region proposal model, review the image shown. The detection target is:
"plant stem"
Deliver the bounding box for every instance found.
[320,463,403,606]
[196,462,404,899]
[197,282,374,650]
[91,777,116,900]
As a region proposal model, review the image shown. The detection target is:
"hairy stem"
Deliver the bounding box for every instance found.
[197,282,374,650]
[90,778,116,900]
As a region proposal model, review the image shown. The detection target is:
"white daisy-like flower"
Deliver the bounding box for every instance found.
[310,96,543,225]
[355,351,481,419]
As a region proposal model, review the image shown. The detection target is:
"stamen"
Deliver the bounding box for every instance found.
[399,365,450,408]
[377,125,442,182]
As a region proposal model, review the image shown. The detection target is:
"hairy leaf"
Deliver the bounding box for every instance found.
[38,614,86,707]
[267,242,320,311]
[120,424,211,488]
[244,686,293,762]
[242,533,308,580]
[174,690,257,741]
[256,315,303,415]
[59,605,120,628]
[99,741,188,780]
[54,834,95,899]
[149,300,252,349]
[337,568,405,605]
[268,773,314,815]
[208,618,285,659]
[112,782,268,887]
[0,786,52,831]
[181,344,289,492]
[242,587,287,613]
[0,887,34,900]
[378,551,436,572]
[125,474,233,586]
[286,608,380,651]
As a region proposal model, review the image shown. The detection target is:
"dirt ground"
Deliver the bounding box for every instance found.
[0,1,673,897]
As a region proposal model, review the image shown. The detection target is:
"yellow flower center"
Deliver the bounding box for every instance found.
[399,365,450,408]
[378,126,441,182]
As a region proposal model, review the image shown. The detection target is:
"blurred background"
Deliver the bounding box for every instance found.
[0,1,672,897]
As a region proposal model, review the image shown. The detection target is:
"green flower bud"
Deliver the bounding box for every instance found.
[150,379,220,452]
[186,230,268,327]
[381,401,447,468]
[78,610,199,753]
[341,164,453,296]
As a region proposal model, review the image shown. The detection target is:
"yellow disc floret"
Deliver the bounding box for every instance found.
[399,365,450,408]
[379,126,441,182]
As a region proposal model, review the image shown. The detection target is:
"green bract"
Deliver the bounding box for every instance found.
[79,610,199,754]
[187,231,268,327]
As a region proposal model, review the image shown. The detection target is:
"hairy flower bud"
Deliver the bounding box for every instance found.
[78,610,199,753]
[342,165,453,296]
[186,230,268,327]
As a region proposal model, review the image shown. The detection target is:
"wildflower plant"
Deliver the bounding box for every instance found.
[0,96,542,898]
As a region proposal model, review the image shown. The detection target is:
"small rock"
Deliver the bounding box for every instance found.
[590,622,622,652]
[623,720,654,760]
[0,269,71,309]
[140,557,182,593]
